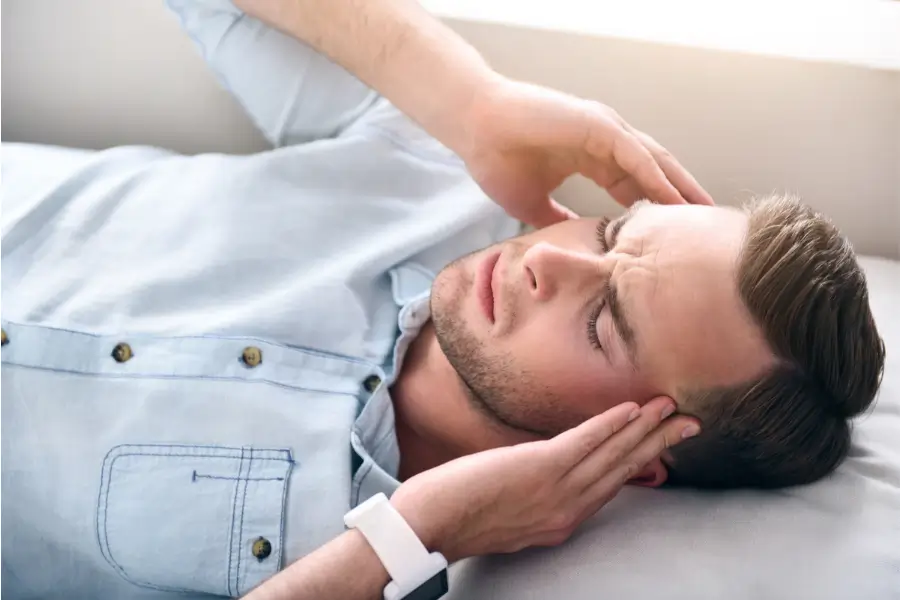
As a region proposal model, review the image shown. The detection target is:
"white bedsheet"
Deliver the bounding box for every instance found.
[447,256,900,600]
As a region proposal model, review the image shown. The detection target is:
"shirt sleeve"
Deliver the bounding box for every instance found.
[165,0,379,146]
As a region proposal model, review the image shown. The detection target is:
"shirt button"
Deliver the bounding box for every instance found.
[252,537,272,561]
[1,329,8,346]
[111,342,133,363]
[363,374,382,392]
[242,346,262,368]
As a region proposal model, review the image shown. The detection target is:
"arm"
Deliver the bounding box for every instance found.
[234,0,490,159]
[243,529,388,600]
[166,0,378,145]
[235,0,714,225]
[245,398,699,600]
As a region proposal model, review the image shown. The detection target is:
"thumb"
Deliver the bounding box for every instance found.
[524,198,579,229]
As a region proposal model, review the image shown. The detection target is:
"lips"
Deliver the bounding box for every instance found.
[478,251,501,323]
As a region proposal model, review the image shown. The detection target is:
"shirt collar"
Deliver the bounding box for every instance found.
[350,262,434,505]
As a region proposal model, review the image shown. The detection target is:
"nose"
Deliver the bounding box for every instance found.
[522,242,606,302]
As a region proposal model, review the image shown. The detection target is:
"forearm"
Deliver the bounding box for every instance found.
[234,0,496,156]
[243,530,389,600]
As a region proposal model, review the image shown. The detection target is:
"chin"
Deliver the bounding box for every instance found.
[431,250,479,317]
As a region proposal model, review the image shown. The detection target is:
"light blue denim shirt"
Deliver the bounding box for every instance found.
[0,2,519,598]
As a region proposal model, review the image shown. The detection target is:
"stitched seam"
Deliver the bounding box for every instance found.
[97,446,291,594]
[98,450,197,593]
[1,319,377,364]
[105,453,288,462]
[1,362,362,396]
[277,458,294,572]
[101,443,286,456]
[278,343,375,366]
[95,447,113,568]
[235,449,253,596]
[226,447,246,597]
[194,471,284,482]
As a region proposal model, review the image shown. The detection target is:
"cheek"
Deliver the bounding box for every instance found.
[513,319,647,416]
[515,315,594,381]
[588,371,655,414]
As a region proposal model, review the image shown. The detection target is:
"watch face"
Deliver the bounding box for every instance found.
[406,569,449,600]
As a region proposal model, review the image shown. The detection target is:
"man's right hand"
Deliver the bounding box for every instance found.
[390,397,700,563]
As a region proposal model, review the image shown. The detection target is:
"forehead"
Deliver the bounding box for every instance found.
[627,203,747,251]
[619,204,774,392]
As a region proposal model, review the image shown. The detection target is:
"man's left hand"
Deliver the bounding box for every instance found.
[461,76,715,228]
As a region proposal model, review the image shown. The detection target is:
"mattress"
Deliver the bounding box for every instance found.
[446,256,900,600]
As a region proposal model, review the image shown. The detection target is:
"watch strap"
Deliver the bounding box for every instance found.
[344,493,449,599]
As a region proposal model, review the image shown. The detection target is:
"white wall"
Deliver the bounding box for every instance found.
[3,0,898,257]
[1,0,269,155]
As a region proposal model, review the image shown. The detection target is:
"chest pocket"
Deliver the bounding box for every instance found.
[97,444,294,597]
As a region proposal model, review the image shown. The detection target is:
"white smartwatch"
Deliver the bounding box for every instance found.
[344,493,449,600]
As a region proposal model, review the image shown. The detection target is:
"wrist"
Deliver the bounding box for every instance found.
[389,487,457,563]
[424,60,503,164]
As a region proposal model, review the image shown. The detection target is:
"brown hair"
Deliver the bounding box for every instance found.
[666,194,885,489]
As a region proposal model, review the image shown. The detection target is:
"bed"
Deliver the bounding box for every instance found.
[446,256,900,599]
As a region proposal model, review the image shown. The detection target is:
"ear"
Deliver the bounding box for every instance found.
[625,456,668,488]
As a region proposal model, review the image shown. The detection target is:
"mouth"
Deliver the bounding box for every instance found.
[477,250,501,324]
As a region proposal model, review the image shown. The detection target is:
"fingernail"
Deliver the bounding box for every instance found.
[682,424,701,439]
[628,409,641,423]
[661,403,676,420]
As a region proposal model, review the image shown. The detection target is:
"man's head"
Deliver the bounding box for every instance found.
[429,194,884,488]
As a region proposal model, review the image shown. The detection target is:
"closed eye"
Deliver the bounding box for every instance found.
[596,217,612,253]
[589,217,612,354]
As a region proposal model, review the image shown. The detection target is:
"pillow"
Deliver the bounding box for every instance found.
[446,256,900,600]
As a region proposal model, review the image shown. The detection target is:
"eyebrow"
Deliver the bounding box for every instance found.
[608,200,646,248]
[605,201,647,367]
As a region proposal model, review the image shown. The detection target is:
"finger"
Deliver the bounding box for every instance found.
[573,472,626,528]
[578,156,640,208]
[581,166,642,208]
[568,396,675,490]
[580,414,700,513]
[549,199,580,222]
[609,132,686,206]
[621,415,700,478]
[635,132,715,206]
[549,402,641,469]
[605,177,644,208]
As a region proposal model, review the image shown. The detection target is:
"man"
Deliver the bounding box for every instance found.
[0,1,884,600]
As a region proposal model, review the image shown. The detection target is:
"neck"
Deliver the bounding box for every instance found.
[391,319,537,480]
[390,320,463,480]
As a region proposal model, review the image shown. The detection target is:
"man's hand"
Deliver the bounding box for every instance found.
[461,77,715,228]
[242,401,697,600]
[390,397,700,563]
[236,0,713,231]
